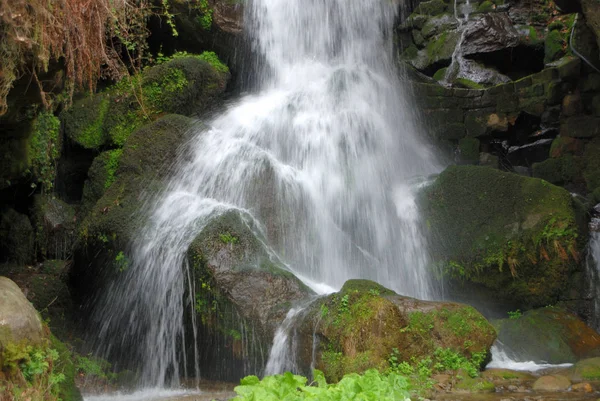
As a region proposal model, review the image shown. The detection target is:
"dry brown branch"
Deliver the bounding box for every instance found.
[0,0,152,115]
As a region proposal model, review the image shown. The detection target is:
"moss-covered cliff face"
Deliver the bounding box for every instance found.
[296,280,496,383]
[420,165,583,307]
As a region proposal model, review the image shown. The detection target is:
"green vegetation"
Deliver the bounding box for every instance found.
[1,335,80,401]
[219,232,239,244]
[195,0,214,30]
[114,251,129,272]
[232,370,411,401]
[508,309,522,319]
[61,52,229,151]
[28,112,61,191]
[104,149,123,189]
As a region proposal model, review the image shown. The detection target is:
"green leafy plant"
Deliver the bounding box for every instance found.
[114,251,129,272]
[232,369,411,401]
[507,309,522,319]
[219,232,239,244]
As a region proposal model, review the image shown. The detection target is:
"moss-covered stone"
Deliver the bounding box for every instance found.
[545,29,567,65]
[73,115,195,300]
[416,0,447,16]
[494,307,600,364]
[420,165,583,307]
[186,210,311,381]
[298,280,496,383]
[532,155,582,185]
[566,357,600,381]
[403,32,460,71]
[61,53,229,150]
[458,137,480,164]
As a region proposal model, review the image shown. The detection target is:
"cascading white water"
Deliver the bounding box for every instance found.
[586,216,600,331]
[90,0,441,387]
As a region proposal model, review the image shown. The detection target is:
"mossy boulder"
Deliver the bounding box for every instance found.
[0,208,34,265]
[72,115,195,297]
[415,0,447,16]
[296,280,496,383]
[532,154,582,185]
[420,165,583,307]
[61,53,229,150]
[187,209,312,381]
[494,307,600,364]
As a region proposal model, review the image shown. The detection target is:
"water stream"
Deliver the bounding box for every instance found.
[586,216,600,332]
[88,0,441,389]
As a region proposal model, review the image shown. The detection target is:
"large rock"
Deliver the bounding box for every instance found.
[72,115,196,298]
[420,165,583,307]
[61,54,229,150]
[0,277,44,348]
[187,209,312,381]
[461,13,520,56]
[494,307,600,364]
[532,375,571,391]
[296,280,496,382]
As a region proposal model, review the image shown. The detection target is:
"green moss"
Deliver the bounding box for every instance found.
[28,112,61,190]
[454,377,495,392]
[545,29,566,64]
[458,137,480,164]
[401,45,419,61]
[421,165,582,307]
[416,0,447,16]
[61,53,229,151]
[433,67,448,81]
[308,280,495,383]
[532,155,581,185]
[477,1,495,13]
[104,149,123,189]
[455,78,485,90]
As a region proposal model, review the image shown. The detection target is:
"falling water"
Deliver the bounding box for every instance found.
[586,216,600,331]
[90,0,440,387]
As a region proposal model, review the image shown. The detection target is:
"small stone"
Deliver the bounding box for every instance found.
[532,374,571,391]
[507,385,518,391]
[572,382,593,392]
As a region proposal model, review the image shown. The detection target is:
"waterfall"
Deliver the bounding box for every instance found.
[89,0,441,387]
[586,216,600,331]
